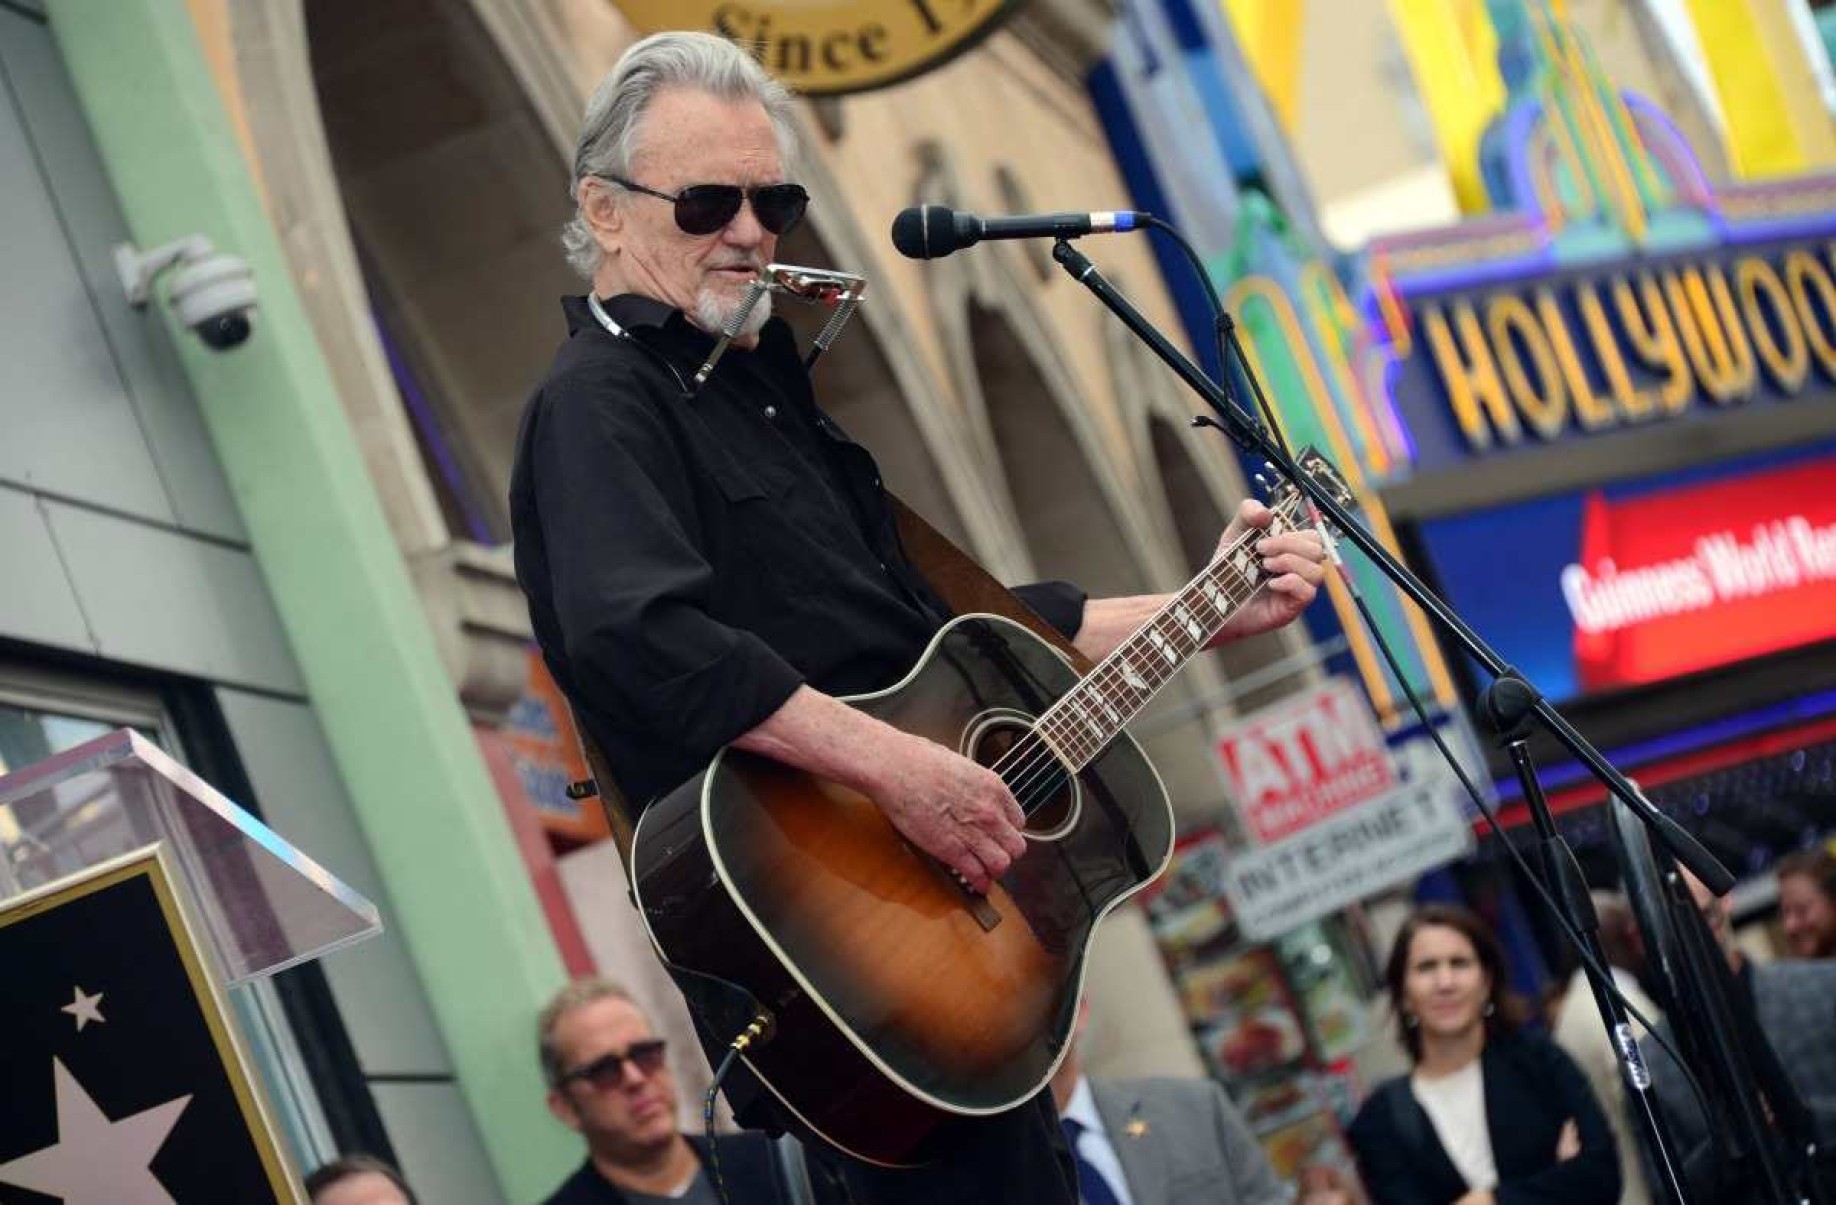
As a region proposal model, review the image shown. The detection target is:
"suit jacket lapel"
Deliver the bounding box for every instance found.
[1092,1080,1166,1205]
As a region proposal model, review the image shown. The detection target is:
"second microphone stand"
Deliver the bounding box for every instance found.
[1478,675,1686,1204]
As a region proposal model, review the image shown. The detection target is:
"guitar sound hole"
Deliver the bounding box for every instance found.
[964,712,1080,842]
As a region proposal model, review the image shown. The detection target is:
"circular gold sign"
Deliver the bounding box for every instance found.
[615,1,1021,96]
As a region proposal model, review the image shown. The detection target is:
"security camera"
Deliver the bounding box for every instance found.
[116,235,258,351]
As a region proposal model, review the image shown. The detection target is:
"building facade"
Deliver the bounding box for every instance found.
[4,0,1315,1198]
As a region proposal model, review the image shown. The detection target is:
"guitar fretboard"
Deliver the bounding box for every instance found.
[1033,495,1307,773]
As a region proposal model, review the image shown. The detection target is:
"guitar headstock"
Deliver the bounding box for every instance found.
[1262,449,1356,526]
[1295,447,1355,512]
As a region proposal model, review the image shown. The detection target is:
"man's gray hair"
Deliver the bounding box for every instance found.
[537,976,635,1086]
[562,32,801,279]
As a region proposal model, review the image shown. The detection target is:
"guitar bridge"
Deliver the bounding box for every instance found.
[966,894,1002,933]
[940,859,1004,932]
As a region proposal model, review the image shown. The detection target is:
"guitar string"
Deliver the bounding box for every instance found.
[993,483,1328,821]
[991,551,1263,815]
[1002,575,1245,808]
[997,569,1253,816]
[982,497,1305,818]
[974,493,1305,818]
[990,507,1289,810]
[998,567,1264,820]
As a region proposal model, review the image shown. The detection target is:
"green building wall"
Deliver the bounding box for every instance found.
[46,3,575,1198]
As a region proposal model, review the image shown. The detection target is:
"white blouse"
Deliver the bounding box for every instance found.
[1411,1059,1498,1191]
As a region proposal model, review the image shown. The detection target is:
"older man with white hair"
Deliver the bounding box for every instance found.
[509,30,1326,1204]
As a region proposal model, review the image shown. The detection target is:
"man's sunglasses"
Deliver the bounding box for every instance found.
[557,1038,669,1091]
[607,176,809,237]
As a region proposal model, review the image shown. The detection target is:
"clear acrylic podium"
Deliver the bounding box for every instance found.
[0,727,381,982]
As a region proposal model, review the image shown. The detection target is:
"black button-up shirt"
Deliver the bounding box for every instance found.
[510,294,1085,808]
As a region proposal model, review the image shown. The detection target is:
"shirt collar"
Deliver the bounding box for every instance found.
[1063,1075,1106,1136]
[601,293,680,333]
[561,292,692,339]
[560,292,809,396]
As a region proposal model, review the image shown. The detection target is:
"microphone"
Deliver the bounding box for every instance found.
[889,203,1145,260]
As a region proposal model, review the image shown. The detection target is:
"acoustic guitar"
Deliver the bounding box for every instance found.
[630,450,1352,1165]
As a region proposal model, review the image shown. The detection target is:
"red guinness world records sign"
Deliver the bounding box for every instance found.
[615,0,1021,95]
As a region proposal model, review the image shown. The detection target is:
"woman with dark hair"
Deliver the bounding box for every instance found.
[1348,904,1621,1205]
[1776,845,1836,959]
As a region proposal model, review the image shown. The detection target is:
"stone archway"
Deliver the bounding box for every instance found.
[307,0,579,541]
[971,300,1146,596]
[1147,412,1226,582]
[964,303,1229,826]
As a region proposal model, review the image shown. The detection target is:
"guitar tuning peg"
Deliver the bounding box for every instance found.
[1252,472,1273,497]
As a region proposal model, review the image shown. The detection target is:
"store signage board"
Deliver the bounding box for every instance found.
[1388,235,1836,473]
[0,847,299,1202]
[1218,677,1398,842]
[1223,780,1475,942]
[1418,446,1836,700]
[615,1,1020,96]
[496,650,609,843]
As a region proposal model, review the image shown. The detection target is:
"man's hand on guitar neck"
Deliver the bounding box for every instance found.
[1070,499,1329,663]
[1209,498,1329,645]
[733,686,1028,894]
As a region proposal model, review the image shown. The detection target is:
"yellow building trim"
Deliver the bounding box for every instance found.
[1222,0,1307,134]
[1683,0,1836,177]
[1384,0,1508,214]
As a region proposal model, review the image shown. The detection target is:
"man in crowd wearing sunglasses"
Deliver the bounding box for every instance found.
[511,27,1325,1205]
[539,978,791,1204]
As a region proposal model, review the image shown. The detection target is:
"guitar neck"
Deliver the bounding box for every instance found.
[1034,498,1305,773]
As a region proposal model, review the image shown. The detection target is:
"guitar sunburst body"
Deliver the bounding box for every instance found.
[629,448,1349,1166]
[631,614,1173,1165]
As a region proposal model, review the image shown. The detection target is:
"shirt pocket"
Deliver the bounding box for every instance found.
[703,452,831,608]
[707,451,770,503]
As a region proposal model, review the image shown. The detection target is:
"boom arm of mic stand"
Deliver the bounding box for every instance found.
[1048,237,1732,894]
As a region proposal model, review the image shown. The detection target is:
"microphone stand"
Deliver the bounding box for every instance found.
[1046,236,1800,1200]
[1478,676,1686,1205]
[1046,236,1726,890]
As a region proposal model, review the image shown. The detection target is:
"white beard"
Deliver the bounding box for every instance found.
[696,285,772,338]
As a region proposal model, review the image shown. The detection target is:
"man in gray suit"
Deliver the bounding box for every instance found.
[1048,1007,1353,1205]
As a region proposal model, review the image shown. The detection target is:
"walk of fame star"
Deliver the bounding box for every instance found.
[0,1057,192,1205]
[61,984,106,1031]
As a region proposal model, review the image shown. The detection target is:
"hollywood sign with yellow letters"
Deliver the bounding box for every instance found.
[1393,238,1836,466]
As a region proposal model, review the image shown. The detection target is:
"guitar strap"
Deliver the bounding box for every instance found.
[565,491,1095,871]
[887,494,1096,676]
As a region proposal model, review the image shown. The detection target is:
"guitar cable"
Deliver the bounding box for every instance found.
[703,1011,774,1205]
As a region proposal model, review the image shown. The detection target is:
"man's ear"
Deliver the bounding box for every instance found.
[546,1087,584,1134]
[580,179,623,250]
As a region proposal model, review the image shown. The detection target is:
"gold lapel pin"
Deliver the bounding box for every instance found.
[1124,1115,1150,1139]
